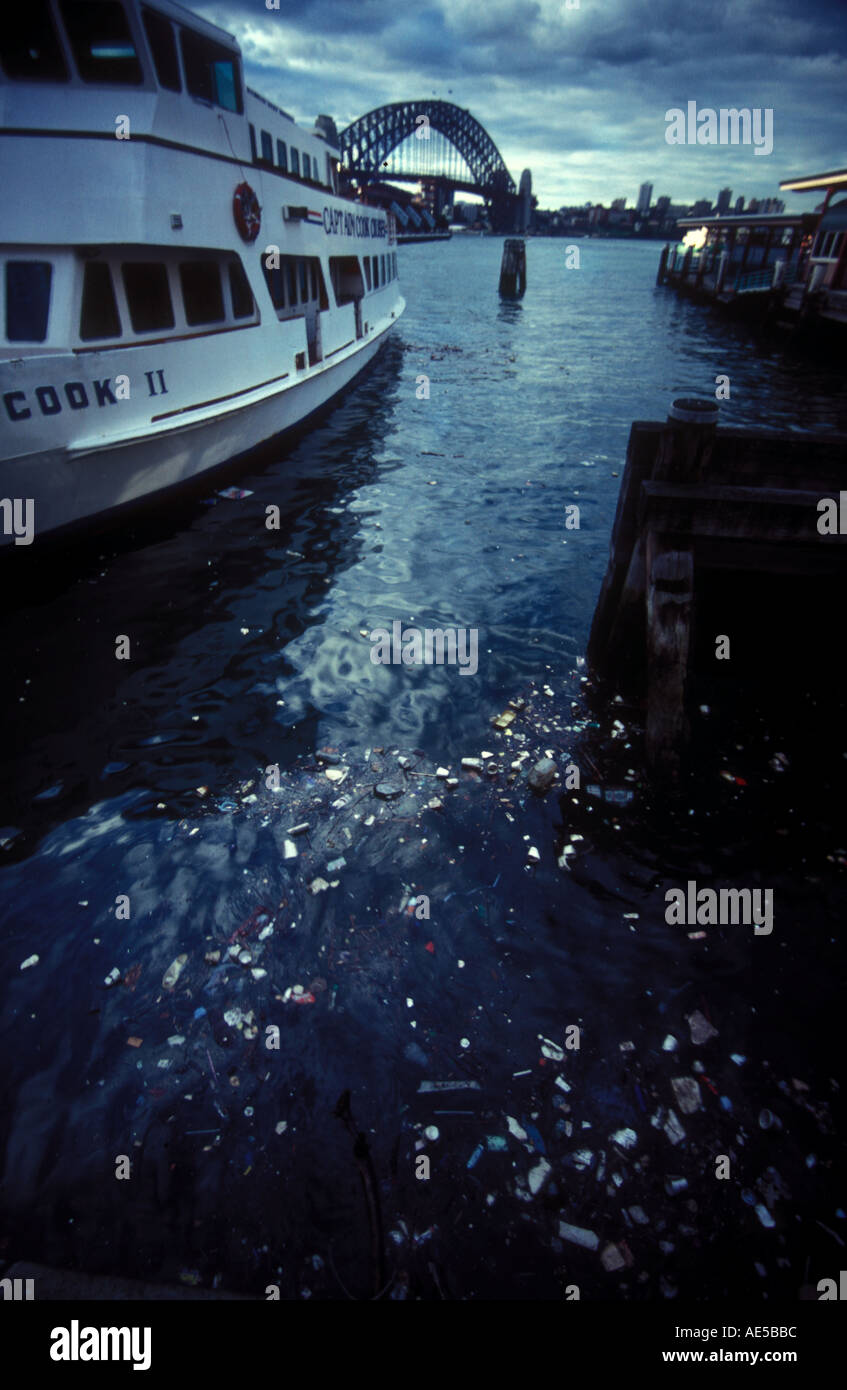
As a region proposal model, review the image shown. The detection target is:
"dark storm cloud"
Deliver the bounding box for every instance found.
[195,0,847,206]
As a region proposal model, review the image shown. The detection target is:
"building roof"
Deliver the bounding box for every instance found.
[676,213,811,230]
[779,168,847,193]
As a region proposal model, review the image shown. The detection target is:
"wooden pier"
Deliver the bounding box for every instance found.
[588,399,847,777]
[656,195,847,335]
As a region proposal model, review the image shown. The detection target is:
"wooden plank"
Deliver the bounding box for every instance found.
[641,481,847,544]
[587,424,660,671]
[693,537,847,575]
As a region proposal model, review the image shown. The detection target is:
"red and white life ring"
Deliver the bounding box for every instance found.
[233,182,261,243]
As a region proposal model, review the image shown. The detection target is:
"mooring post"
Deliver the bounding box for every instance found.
[715,250,729,293]
[645,534,694,778]
[499,238,526,297]
[654,397,720,485]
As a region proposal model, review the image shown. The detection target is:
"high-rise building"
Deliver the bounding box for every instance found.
[717,187,732,215]
[691,199,712,217]
[637,181,653,213]
[611,197,627,210]
[734,196,745,213]
[517,168,532,233]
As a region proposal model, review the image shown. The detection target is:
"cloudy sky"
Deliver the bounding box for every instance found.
[197,0,847,210]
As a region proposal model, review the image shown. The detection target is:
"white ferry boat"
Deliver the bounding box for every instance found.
[0,0,404,545]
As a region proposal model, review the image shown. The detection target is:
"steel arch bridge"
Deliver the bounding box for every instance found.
[340,100,517,228]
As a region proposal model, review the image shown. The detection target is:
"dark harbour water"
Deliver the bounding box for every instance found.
[1,238,846,1301]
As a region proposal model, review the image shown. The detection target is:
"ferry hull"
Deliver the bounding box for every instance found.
[1,324,395,546]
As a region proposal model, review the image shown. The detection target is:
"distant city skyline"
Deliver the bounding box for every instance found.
[197,0,847,213]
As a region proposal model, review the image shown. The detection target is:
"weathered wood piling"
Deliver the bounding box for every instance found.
[499,238,526,297]
[588,398,847,777]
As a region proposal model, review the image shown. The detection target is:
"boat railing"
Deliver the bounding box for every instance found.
[733,268,775,294]
[246,87,295,123]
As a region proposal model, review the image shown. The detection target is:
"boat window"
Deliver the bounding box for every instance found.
[122,261,174,332]
[59,1,143,85]
[80,261,122,339]
[180,27,242,112]
[329,256,364,306]
[260,130,273,164]
[142,7,180,91]
[248,124,257,161]
[299,260,308,300]
[286,260,298,304]
[5,261,52,342]
[228,259,254,318]
[813,229,844,260]
[262,260,286,310]
[290,148,300,177]
[363,258,372,291]
[380,254,386,284]
[373,256,379,288]
[0,3,69,82]
[302,153,310,181]
[179,261,225,325]
[276,139,288,171]
[312,258,329,309]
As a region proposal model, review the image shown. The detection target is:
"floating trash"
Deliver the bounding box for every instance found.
[527,758,557,795]
[558,1221,599,1250]
[528,1158,551,1194]
[601,1243,627,1272]
[687,1010,718,1045]
[418,1081,481,1093]
[671,1077,702,1114]
[162,954,188,990]
[663,1111,686,1145]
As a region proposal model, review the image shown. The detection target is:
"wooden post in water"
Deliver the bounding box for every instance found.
[715,250,729,293]
[654,397,720,484]
[499,238,526,298]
